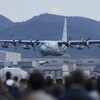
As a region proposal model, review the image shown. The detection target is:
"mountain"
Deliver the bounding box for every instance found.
[0,14,14,31]
[0,13,100,58]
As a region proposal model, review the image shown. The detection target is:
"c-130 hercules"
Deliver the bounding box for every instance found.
[0,17,100,56]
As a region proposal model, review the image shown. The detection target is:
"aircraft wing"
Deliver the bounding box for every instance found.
[71,40,100,45]
[0,40,40,44]
[88,40,100,44]
[0,40,16,43]
[58,39,100,47]
[0,39,41,50]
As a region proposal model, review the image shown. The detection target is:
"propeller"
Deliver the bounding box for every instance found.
[58,37,73,48]
[29,36,39,50]
[80,37,91,49]
[12,35,17,49]
[12,35,21,50]
[65,37,73,48]
[2,42,9,48]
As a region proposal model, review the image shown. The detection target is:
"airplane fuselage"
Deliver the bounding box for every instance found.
[39,41,67,56]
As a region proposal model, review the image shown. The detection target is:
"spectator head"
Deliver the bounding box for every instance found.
[6,71,11,80]
[27,71,45,91]
[13,76,18,81]
[45,78,53,87]
[56,78,62,85]
[70,70,86,85]
[65,75,72,89]
[46,75,52,79]
[86,78,97,91]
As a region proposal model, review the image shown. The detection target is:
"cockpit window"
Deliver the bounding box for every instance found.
[46,42,49,46]
[46,42,49,48]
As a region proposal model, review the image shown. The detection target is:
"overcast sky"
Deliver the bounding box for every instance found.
[0,0,100,22]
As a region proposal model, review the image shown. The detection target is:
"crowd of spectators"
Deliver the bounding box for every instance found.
[0,70,100,100]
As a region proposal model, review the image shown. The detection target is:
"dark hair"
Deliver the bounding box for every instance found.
[70,70,85,85]
[56,78,62,85]
[65,75,72,89]
[27,71,45,90]
[6,71,11,80]
[13,76,18,81]
[45,78,53,86]
[86,78,97,91]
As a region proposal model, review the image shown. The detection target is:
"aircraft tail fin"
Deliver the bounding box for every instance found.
[62,17,67,42]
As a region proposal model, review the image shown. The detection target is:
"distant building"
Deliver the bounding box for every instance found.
[20,57,76,78]
[0,50,21,65]
[18,61,38,73]
[0,51,100,78]
[20,57,100,78]
[0,67,28,79]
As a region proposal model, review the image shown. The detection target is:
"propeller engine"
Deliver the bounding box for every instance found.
[2,42,8,48]
[58,37,73,48]
[65,37,73,48]
[76,45,84,50]
[12,35,21,50]
[80,37,91,49]
[29,36,39,50]
[23,44,31,49]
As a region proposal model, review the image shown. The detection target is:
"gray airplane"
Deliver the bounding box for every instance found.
[0,17,100,56]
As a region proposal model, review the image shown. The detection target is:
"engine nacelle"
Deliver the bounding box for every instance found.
[76,45,84,50]
[2,45,8,48]
[23,45,31,49]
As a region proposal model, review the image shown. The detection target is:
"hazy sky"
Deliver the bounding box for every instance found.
[0,0,100,22]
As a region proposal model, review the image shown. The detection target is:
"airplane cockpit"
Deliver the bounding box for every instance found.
[45,42,49,48]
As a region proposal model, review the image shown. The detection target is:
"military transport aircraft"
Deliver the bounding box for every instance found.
[0,17,100,56]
